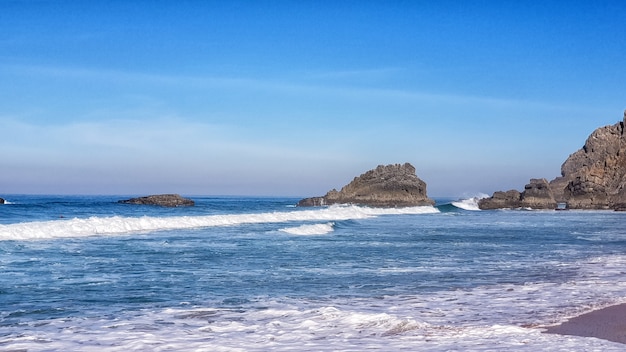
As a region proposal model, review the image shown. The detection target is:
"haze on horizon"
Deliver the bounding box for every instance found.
[1,1,625,197]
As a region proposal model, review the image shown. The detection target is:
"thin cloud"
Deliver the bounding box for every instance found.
[2,62,602,114]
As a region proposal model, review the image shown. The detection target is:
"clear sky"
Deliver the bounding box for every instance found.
[1,0,625,197]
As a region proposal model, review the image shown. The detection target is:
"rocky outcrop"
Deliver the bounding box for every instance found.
[480,110,626,210]
[0,197,4,204]
[520,178,558,209]
[478,179,557,210]
[118,194,195,207]
[298,163,435,207]
[548,112,626,209]
[477,190,522,210]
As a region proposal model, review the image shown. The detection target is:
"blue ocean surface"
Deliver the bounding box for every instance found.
[1,195,626,351]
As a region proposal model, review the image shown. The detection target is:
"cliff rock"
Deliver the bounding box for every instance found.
[480,110,626,210]
[548,112,626,209]
[298,163,435,207]
[119,194,195,207]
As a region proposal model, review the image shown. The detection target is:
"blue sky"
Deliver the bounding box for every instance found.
[1,1,625,197]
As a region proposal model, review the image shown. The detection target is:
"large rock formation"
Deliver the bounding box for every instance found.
[480,110,626,210]
[298,163,435,207]
[0,197,4,204]
[119,194,195,207]
[549,112,626,209]
[479,179,557,210]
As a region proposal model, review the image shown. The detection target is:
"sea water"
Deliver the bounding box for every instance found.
[1,195,626,351]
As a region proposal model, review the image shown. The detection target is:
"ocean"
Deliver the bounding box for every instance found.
[1,195,626,351]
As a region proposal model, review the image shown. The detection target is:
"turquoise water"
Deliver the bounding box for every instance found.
[1,195,626,350]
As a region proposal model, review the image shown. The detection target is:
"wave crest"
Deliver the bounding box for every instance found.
[451,194,488,211]
[0,204,438,241]
[279,222,335,235]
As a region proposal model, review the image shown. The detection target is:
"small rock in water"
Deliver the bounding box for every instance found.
[118,194,194,207]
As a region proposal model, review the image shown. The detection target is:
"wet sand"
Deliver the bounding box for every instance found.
[543,303,626,344]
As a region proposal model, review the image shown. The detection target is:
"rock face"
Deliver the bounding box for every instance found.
[119,194,194,207]
[477,190,522,210]
[298,163,435,207]
[521,178,558,209]
[480,110,626,210]
[549,112,626,209]
[478,179,557,210]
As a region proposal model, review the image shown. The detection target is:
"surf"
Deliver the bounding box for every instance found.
[0,204,439,241]
[451,196,484,211]
[279,222,335,235]
[434,195,488,212]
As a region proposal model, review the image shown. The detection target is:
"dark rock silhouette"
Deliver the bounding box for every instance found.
[298,163,435,207]
[119,194,194,207]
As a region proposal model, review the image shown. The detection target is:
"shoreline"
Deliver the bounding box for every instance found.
[542,303,626,344]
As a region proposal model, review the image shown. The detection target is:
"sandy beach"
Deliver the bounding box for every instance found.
[543,303,626,344]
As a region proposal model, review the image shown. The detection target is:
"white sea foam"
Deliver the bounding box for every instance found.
[3,254,626,351]
[279,222,335,235]
[0,205,438,241]
[3,283,625,352]
[452,194,488,211]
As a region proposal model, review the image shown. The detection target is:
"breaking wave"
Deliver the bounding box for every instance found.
[0,205,438,241]
[279,222,335,235]
[451,194,488,211]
